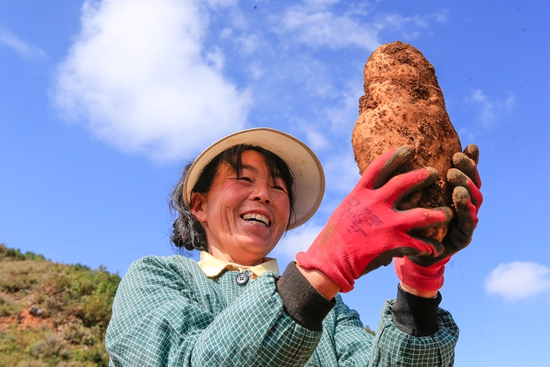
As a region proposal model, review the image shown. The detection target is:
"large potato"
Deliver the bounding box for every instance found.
[352,41,462,241]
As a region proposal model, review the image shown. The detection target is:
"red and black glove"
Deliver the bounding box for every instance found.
[394,145,483,291]
[296,146,452,293]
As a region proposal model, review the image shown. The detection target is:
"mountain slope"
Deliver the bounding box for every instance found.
[0,244,120,367]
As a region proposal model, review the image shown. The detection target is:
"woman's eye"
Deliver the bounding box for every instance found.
[272,185,287,193]
[237,177,252,182]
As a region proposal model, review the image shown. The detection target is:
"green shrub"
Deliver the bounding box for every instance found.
[73,344,109,367]
[29,333,71,360]
[23,252,45,261]
[0,294,22,317]
[0,244,120,366]
[63,321,96,346]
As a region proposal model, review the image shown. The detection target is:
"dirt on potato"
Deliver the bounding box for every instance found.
[352,41,462,241]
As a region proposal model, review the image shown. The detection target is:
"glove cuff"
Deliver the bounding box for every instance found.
[394,256,448,292]
[276,262,336,331]
[392,284,442,336]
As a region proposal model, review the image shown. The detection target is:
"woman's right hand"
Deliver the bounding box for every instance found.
[296,146,452,293]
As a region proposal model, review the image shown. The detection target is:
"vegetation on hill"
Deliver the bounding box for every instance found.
[0,244,120,367]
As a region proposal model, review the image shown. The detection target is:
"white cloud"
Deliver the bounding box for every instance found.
[277,7,381,50]
[304,0,341,6]
[323,150,360,194]
[466,89,515,127]
[273,223,323,260]
[220,27,233,39]
[248,61,264,80]
[53,0,251,162]
[484,261,550,301]
[379,12,446,30]
[274,3,447,51]
[204,0,238,7]
[304,128,329,151]
[371,11,448,41]
[326,82,362,130]
[205,46,225,71]
[51,0,453,163]
[234,34,261,56]
[0,27,46,61]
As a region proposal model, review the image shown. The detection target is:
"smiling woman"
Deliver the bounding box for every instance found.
[182,147,293,266]
[105,127,482,366]
[189,150,292,266]
[168,129,324,257]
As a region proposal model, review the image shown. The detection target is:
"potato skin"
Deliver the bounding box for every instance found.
[352,41,462,241]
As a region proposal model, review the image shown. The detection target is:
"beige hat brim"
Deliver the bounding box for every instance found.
[183,128,325,229]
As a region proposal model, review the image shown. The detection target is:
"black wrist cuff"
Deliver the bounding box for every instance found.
[391,284,442,337]
[276,262,335,331]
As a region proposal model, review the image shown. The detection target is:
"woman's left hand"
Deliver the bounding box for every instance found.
[394,144,483,293]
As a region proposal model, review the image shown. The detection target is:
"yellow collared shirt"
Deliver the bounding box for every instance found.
[197,251,279,279]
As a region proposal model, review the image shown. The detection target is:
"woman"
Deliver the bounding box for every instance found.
[106,128,482,366]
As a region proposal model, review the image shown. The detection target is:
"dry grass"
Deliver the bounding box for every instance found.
[0,244,120,367]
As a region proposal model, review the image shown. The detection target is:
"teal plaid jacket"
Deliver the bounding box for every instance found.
[106,255,458,366]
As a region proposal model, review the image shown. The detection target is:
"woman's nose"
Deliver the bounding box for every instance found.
[252,183,271,204]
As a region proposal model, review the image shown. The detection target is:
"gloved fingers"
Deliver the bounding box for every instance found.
[447,168,483,211]
[395,255,450,274]
[381,167,438,204]
[434,186,477,258]
[408,252,446,267]
[398,233,446,257]
[413,187,477,266]
[399,207,452,258]
[452,186,478,234]
[360,145,416,190]
[360,227,447,276]
[452,148,481,189]
[360,239,442,276]
[400,206,453,235]
[463,144,479,165]
[408,238,461,266]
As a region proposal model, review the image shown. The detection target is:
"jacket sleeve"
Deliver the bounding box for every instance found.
[369,297,459,366]
[105,256,325,367]
[331,289,459,366]
[278,263,459,366]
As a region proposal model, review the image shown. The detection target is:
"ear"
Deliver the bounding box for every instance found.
[190,192,207,222]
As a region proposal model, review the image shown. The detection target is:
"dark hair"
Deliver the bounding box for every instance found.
[170,144,295,254]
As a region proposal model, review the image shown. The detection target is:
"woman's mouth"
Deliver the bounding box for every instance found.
[242,213,270,227]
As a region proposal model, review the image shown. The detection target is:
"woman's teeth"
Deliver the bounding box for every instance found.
[242,213,270,227]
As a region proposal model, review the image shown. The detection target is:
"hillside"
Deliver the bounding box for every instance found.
[0,244,120,367]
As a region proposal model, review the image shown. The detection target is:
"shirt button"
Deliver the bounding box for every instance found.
[236,272,249,285]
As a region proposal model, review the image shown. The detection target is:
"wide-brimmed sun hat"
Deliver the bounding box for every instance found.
[183,127,325,230]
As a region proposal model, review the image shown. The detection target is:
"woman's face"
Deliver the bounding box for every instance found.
[191,150,291,266]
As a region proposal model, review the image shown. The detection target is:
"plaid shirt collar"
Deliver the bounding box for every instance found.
[197,251,279,279]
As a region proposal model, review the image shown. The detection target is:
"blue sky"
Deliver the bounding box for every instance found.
[1,0,549,365]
